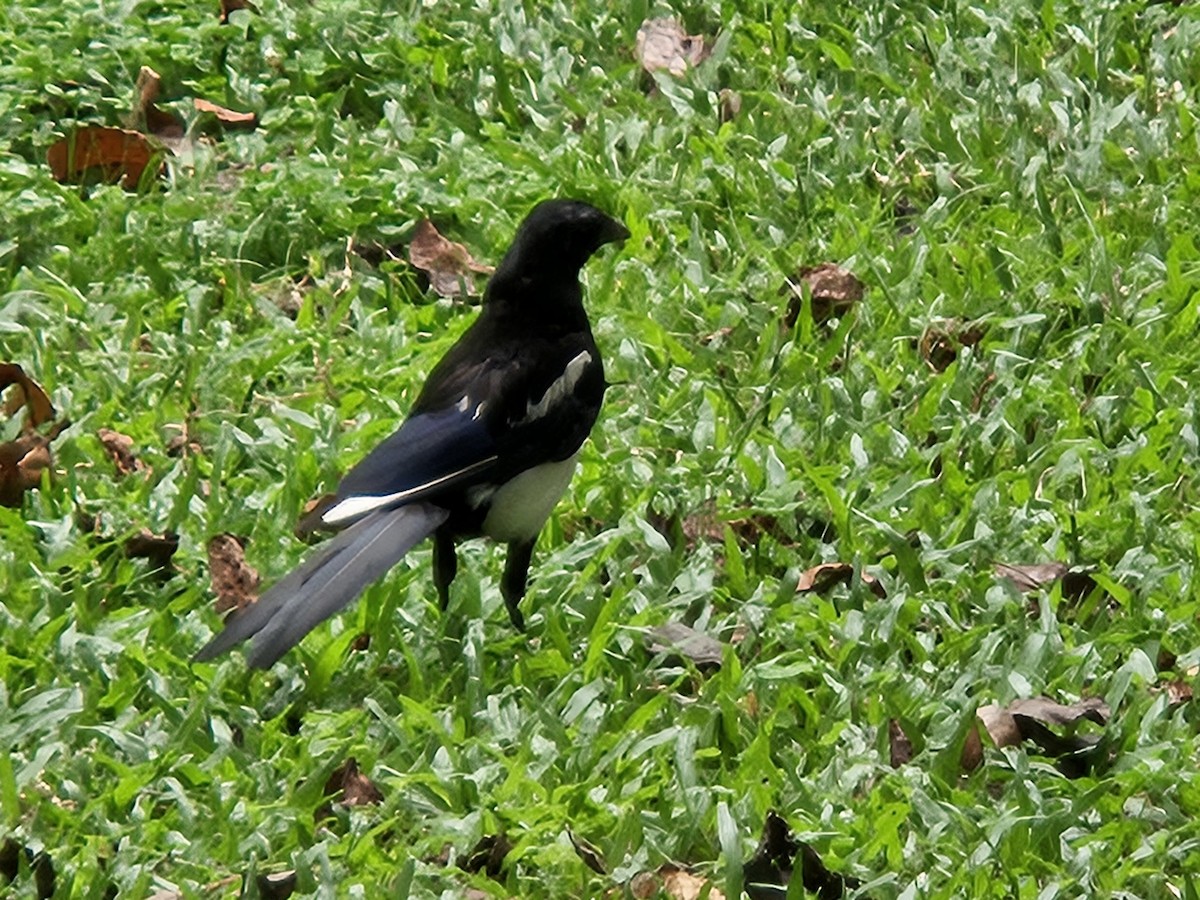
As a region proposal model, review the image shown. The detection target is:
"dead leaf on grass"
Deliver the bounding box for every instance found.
[219,0,260,22]
[635,18,709,76]
[976,696,1109,777]
[97,427,144,476]
[207,533,260,614]
[743,811,860,900]
[132,66,185,139]
[255,870,297,900]
[193,98,258,130]
[323,757,383,808]
[996,561,1098,602]
[47,125,164,190]
[918,318,987,372]
[1155,678,1193,707]
[888,718,913,767]
[647,622,725,669]
[408,219,493,298]
[960,718,984,773]
[460,833,512,879]
[0,364,67,507]
[797,562,886,598]
[124,528,179,570]
[1,363,54,427]
[629,865,725,900]
[567,825,607,875]
[782,263,865,327]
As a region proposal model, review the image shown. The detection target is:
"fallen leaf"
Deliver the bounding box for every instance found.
[460,833,512,879]
[1159,678,1193,706]
[718,88,742,124]
[960,718,984,773]
[976,696,1108,778]
[647,622,725,669]
[630,865,726,900]
[635,18,708,76]
[97,427,143,476]
[47,125,163,190]
[995,561,1067,592]
[918,319,987,372]
[0,839,55,898]
[255,870,296,900]
[996,562,1100,604]
[132,66,185,139]
[207,533,260,615]
[797,562,886,598]
[193,98,258,129]
[743,811,860,900]
[782,263,865,327]
[219,0,260,22]
[567,825,607,875]
[408,219,493,298]
[124,529,179,570]
[0,363,54,427]
[322,757,383,807]
[888,718,913,767]
[0,420,67,508]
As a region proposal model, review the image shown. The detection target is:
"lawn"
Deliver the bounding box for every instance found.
[3,0,1200,897]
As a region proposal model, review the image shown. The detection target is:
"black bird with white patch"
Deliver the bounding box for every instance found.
[195,199,628,668]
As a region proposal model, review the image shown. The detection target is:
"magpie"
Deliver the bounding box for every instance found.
[194,199,628,668]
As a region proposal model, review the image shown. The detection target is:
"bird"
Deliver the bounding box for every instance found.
[194,198,629,668]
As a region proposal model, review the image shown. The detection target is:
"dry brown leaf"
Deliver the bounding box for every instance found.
[322,757,383,807]
[567,825,607,875]
[124,529,179,570]
[408,219,493,298]
[975,704,1023,749]
[635,18,708,76]
[207,533,260,615]
[797,562,886,598]
[960,718,984,773]
[460,834,512,879]
[47,125,162,190]
[995,561,1067,592]
[0,363,55,427]
[1162,679,1193,706]
[255,871,296,900]
[193,98,258,129]
[718,88,742,124]
[744,811,860,899]
[219,0,260,22]
[782,263,865,326]
[629,865,724,900]
[647,622,725,669]
[133,66,185,139]
[97,428,143,476]
[0,434,55,505]
[918,319,987,372]
[888,718,913,767]
[976,696,1108,777]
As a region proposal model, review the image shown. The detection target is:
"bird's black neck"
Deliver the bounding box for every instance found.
[482,272,591,334]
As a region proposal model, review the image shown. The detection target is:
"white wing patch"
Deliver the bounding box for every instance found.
[322,455,498,525]
[524,350,592,423]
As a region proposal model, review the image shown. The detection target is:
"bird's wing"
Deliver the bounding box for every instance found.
[319,401,501,525]
[193,502,449,668]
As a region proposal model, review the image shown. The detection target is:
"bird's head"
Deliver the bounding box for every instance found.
[493,199,630,286]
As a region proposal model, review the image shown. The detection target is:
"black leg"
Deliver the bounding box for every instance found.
[432,529,457,611]
[500,539,534,631]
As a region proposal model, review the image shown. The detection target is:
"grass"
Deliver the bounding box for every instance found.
[2,0,1200,896]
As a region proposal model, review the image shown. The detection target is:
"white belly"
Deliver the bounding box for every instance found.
[481,455,579,542]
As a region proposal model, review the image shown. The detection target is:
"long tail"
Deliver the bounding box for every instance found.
[193,502,449,669]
